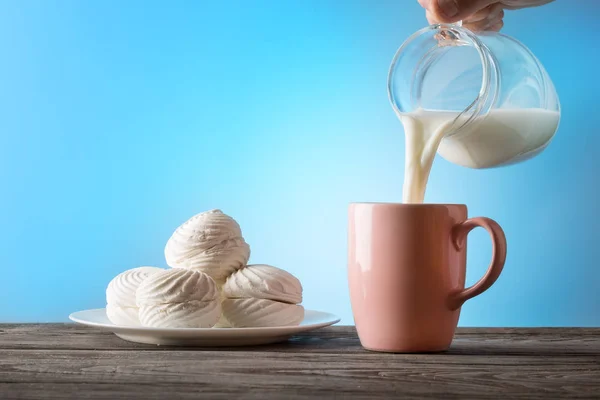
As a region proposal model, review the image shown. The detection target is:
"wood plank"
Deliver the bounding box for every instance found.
[0,325,599,399]
[1,349,598,399]
[0,350,600,398]
[1,324,599,354]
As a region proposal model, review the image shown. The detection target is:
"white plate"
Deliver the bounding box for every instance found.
[69,308,340,346]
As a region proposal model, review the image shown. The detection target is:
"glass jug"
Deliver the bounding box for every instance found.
[388,23,560,169]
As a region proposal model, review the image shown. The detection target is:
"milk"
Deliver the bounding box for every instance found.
[400,111,451,204]
[400,108,560,203]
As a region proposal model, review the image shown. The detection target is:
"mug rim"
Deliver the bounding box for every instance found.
[349,202,466,207]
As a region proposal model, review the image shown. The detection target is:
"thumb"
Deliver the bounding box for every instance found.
[429,0,497,23]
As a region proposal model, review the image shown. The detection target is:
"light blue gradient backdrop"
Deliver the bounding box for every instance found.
[1,1,598,325]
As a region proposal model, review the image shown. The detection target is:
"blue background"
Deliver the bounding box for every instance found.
[1,0,598,326]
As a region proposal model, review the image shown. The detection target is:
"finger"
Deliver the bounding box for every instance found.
[464,14,503,31]
[501,0,553,10]
[425,9,439,24]
[464,6,504,31]
[483,8,504,28]
[418,0,430,8]
[463,2,503,23]
[486,20,504,31]
[429,0,498,23]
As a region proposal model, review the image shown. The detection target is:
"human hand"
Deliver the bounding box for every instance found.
[417,0,554,32]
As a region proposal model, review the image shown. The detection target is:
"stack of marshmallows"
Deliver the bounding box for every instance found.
[105,209,304,328]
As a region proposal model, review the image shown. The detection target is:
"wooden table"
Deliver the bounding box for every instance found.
[1,325,599,399]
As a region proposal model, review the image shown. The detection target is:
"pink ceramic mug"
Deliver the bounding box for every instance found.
[348,203,507,353]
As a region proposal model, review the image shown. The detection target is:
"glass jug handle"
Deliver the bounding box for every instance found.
[437,20,465,46]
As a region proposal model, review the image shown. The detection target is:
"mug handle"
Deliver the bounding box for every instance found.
[447,217,507,311]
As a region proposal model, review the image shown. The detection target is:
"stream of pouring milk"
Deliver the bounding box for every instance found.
[400,110,451,204]
[400,108,560,203]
